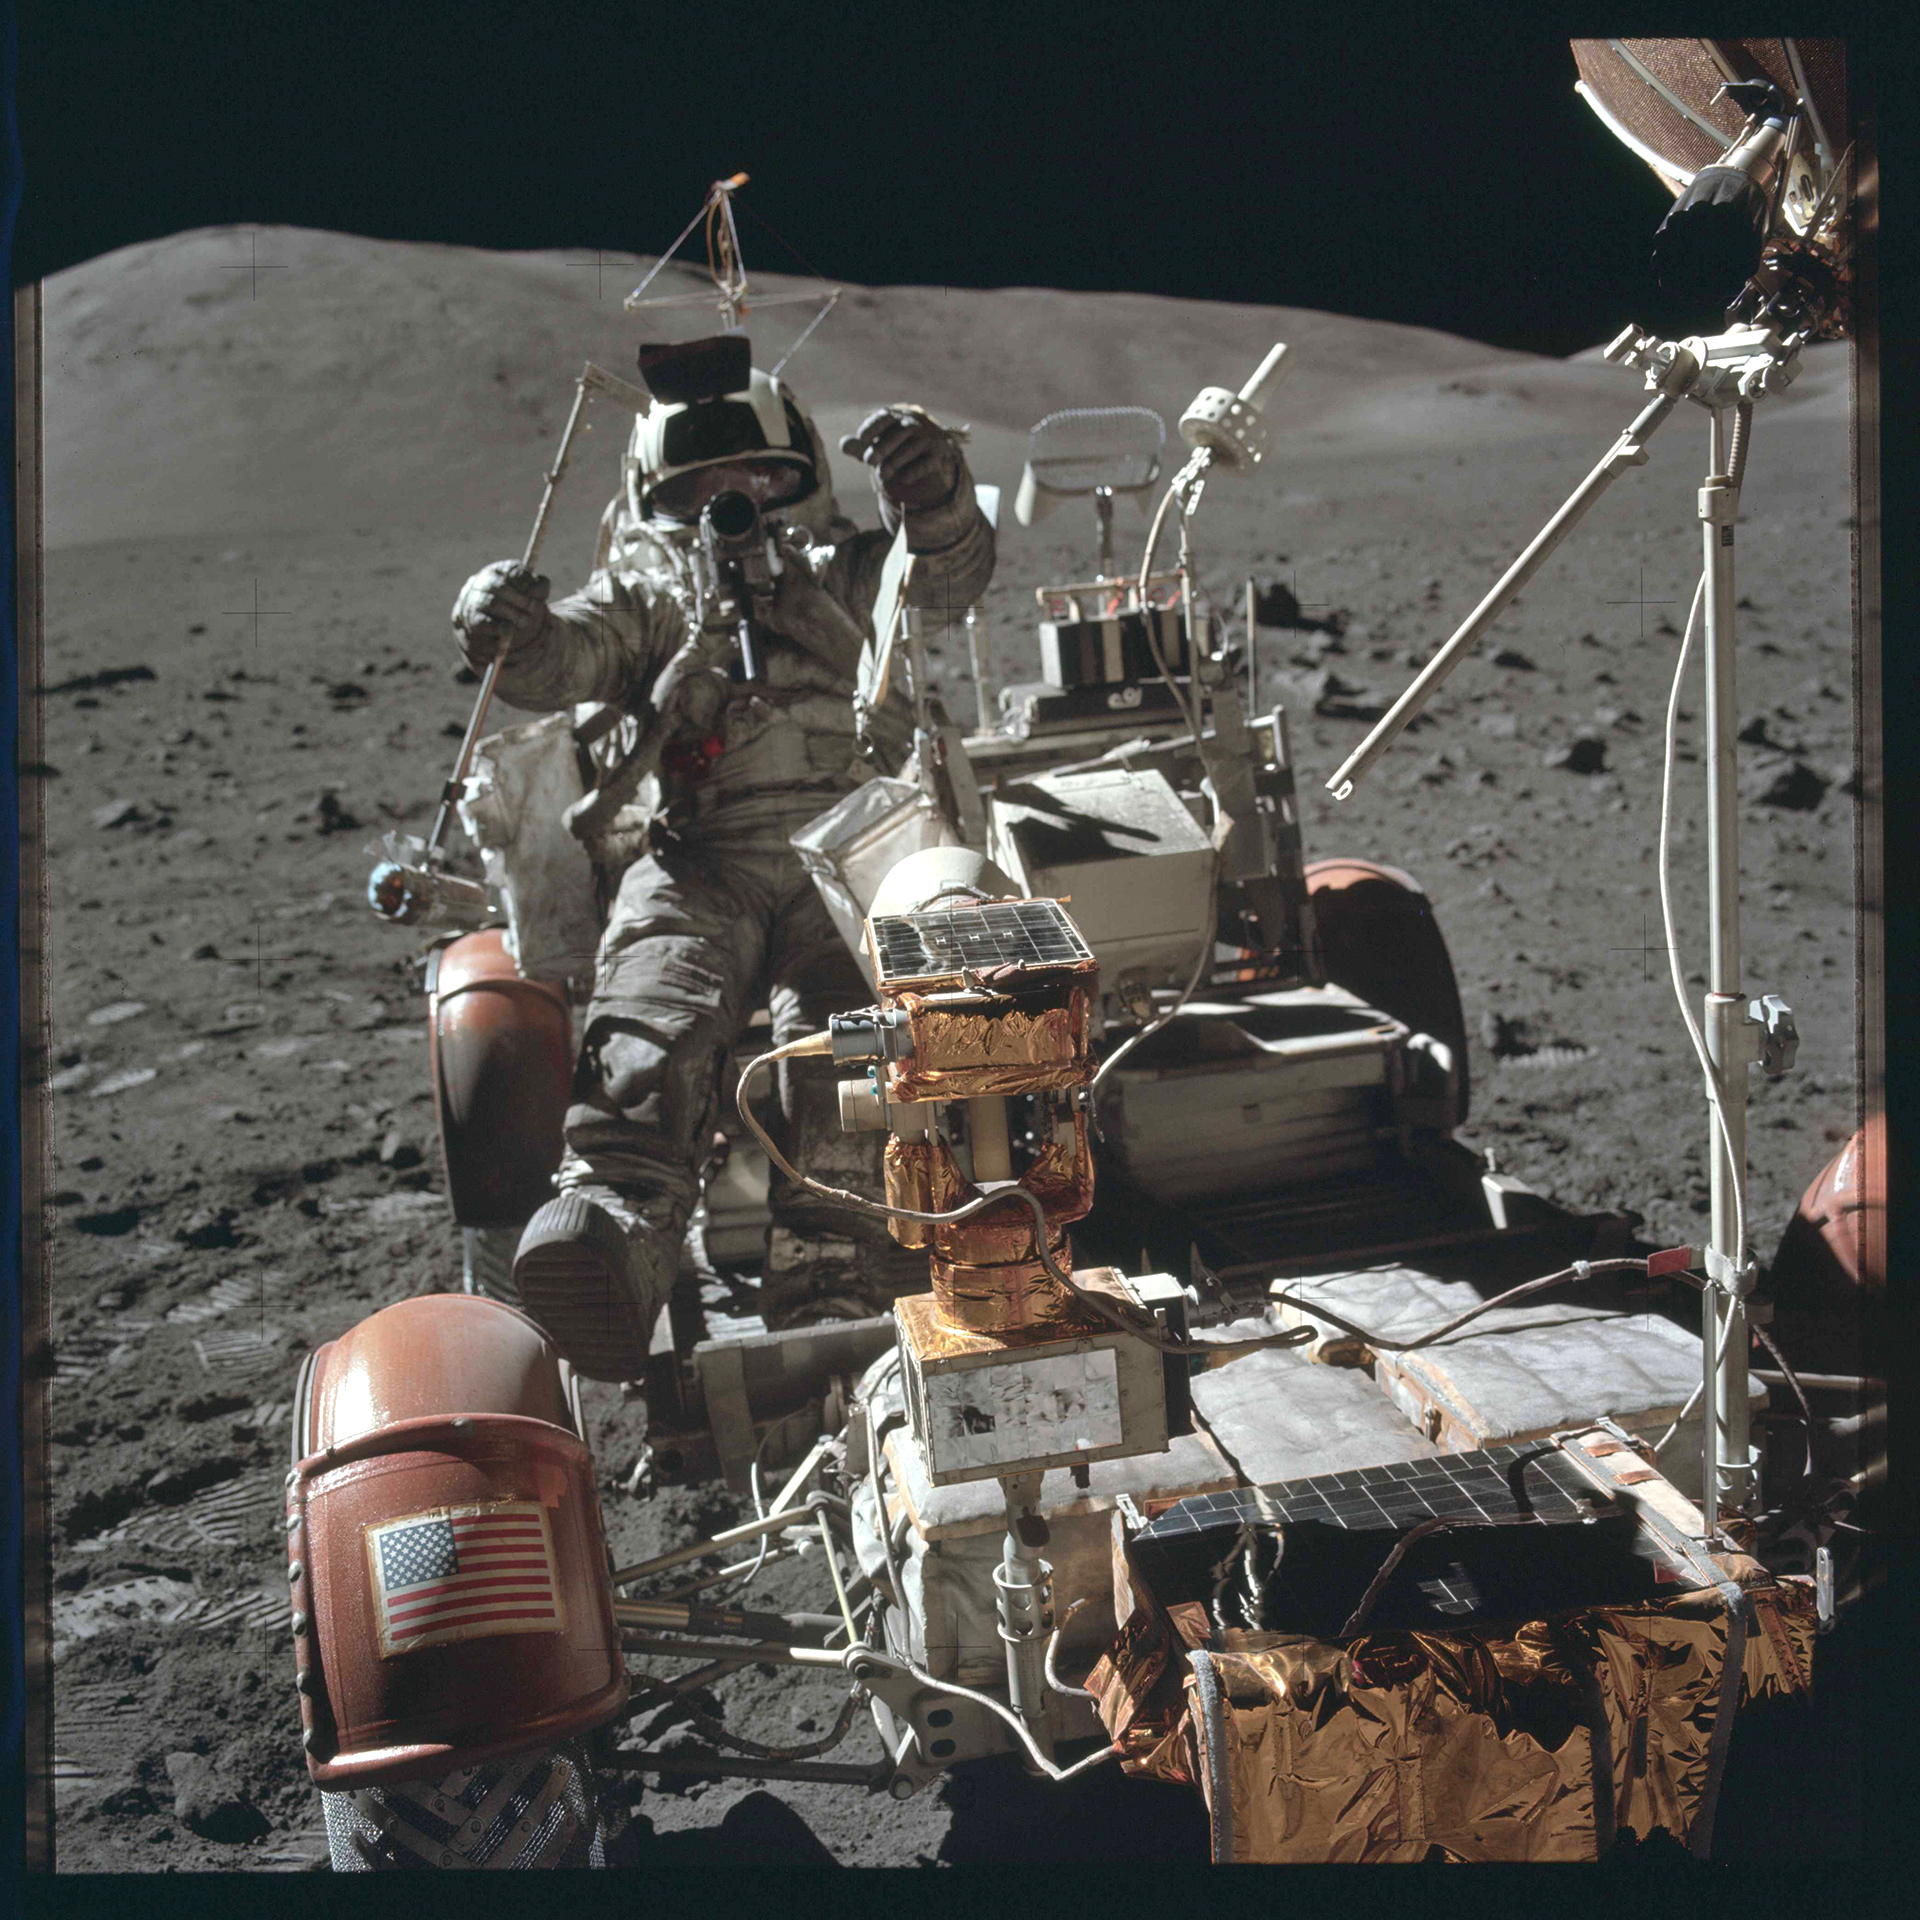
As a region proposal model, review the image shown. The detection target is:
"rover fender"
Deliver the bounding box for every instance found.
[1767,1118,1885,1368]
[428,929,573,1229]
[287,1293,624,1793]
[1305,857,1471,1123]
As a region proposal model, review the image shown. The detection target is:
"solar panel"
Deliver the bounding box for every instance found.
[1137,1444,1599,1541]
[869,898,1094,986]
[1133,1445,1699,1628]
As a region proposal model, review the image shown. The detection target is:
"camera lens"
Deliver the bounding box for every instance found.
[706,489,758,540]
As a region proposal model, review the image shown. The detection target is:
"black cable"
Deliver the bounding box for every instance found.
[1269,1257,1652,1355]
[1753,1318,1816,1481]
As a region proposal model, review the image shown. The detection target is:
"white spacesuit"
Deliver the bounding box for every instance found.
[452,352,995,1378]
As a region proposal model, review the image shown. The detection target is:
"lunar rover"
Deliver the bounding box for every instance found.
[299,66,1871,1856]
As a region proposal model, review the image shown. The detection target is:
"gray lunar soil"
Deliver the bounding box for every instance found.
[33,229,1861,1869]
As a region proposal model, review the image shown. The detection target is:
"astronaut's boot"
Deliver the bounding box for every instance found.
[513,1185,679,1382]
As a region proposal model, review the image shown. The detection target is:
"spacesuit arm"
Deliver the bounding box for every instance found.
[485,567,689,714]
[834,451,997,625]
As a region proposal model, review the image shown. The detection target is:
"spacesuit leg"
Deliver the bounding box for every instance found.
[759,870,931,1330]
[515,847,773,1379]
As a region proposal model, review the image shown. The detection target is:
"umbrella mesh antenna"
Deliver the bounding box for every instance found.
[1026,406,1166,494]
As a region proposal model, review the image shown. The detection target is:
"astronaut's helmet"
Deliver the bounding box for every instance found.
[626,334,836,538]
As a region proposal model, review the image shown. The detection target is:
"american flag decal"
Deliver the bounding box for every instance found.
[365,1501,565,1655]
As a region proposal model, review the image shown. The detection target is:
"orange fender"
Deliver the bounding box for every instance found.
[1306,857,1470,1123]
[429,930,573,1228]
[288,1294,623,1789]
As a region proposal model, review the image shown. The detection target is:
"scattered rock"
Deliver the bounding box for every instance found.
[1399,751,1456,789]
[87,1000,149,1027]
[1544,735,1607,775]
[378,1128,423,1170]
[163,1751,269,1845]
[72,1205,142,1237]
[1251,577,1346,634]
[179,1393,252,1423]
[327,682,370,705]
[90,798,145,830]
[1741,755,1829,812]
[177,1207,243,1250]
[50,1063,94,1093]
[41,664,158,696]
[89,1068,160,1099]
[208,1002,269,1033]
[315,791,362,834]
[1300,668,1400,723]
[645,1723,716,1796]
[1480,1011,1539,1060]
[441,720,467,737]
[191,944,220,961]
[148,1457,244,1505]
[1492,647,1536,671]
[1478,711,1518,739]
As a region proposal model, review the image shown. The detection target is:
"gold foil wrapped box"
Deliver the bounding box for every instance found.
[1086,1426,1816,1863]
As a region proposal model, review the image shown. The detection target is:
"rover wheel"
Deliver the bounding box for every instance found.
[318,1739,629,1869]
[461,1223,524,1307]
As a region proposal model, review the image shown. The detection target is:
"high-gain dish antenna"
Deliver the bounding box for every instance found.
[623,172,841,376]
[1014,406,1166,579]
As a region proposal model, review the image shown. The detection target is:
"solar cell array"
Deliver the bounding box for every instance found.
[1138,1442,1598,1541]
[1136,1445,1700,1623]
[870,898,1092,985]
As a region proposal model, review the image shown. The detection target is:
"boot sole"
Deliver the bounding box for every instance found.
[514,1194,653,1382]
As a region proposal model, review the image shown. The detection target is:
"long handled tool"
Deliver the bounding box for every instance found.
[421,361,652,866]
[367,361,650,929]
[1325,321,1811,1533]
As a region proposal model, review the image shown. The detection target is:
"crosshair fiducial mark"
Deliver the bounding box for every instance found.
[223,578,293,655]
[1602,565,1677,645]
[220,232,289,300]
[1284,569,1332,613]
[570,250,617,299]
[1608,914,1672,982]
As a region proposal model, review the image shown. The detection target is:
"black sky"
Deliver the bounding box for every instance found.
[12,2,1766,356]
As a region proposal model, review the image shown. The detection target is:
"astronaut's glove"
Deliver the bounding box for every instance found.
[452,561,552,669]
[839,406,961,516]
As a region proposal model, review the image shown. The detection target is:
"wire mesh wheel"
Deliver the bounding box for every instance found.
[461,1224,524,1308]
[319,1738,630,1869]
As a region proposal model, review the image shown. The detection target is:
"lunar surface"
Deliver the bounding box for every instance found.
[34,228,1863,1868]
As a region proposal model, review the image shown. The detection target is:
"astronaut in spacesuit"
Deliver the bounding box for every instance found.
[451,344,994,1378]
